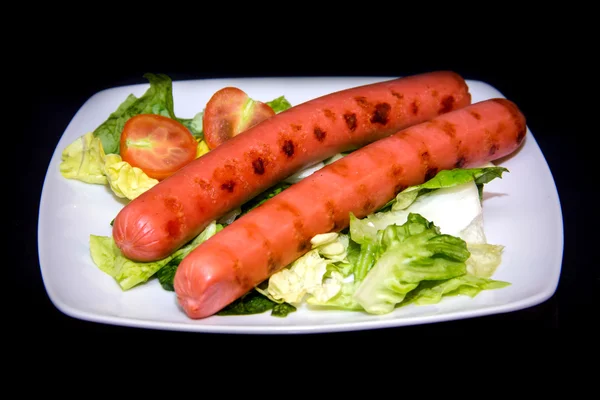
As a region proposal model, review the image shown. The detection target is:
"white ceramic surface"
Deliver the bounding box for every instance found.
[37,76,564,334]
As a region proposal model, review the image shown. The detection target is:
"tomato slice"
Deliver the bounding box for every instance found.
[120,114,197,181]
[203,87,276,150]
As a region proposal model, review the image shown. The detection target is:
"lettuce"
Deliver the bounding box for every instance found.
[93,73,177,154]
[392,166,508,211]
[61,134,215,202]
[101,152,158,200]
[350,181,486,245]
[266,96,292,113]
[59,132,159,200]
[350,167,508,246]
[300,166,512,315]
[266,232,350,305]
[352,213,471,314]
[90,221,221,290]
[306,281,363,311]
[401,274,510,306]
[59,132,107,184]
[178,111,204,139]
[465,243,505,278]
[217,290,296,317]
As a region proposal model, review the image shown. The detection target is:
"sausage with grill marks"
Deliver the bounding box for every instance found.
[173,98,527,319]
[112,71,471,261]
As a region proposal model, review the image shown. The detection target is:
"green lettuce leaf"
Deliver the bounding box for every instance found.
[217,289,296,317]
[59,132,160,200]
[177,111,204,138]
[92,73,176,154]
[266,96,292,113]
[90,221,221,290]
[350,180,488,246]
[101,151,158,200]
[292,167,512,314]
[306,281,363,311]
[401,274,510,306]
[271,302,297,317]
[59,132,108,184]
[266,232,350,305]
[391,166,508,211]
[155,254,185,291]
[352,213,471,315]
[466,243,505,278]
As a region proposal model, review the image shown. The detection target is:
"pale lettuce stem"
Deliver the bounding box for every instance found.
[354,242,377,282]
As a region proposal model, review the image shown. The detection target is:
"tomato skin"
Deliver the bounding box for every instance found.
[203,87,276,150]
[120,114,197,181]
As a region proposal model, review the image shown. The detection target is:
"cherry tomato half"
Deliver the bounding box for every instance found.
[120,114,197,180]
[202,87,276,150]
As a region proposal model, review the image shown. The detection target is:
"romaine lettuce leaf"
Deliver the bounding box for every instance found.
[89,221,221,290]
[93,73,176,154]
[466,243,505,278]
[391,166,508,211]
[101,152,158,200]
[401,274,510,306]
[275,166,512,315]
[266,232,350,305]
[306,281,363,311]
[270,167,512,315]
[60,132,160,200]
[267,251,341,304]
[350,180,487,245]
[266,96,292,113]
[178,111,204,138]
[352,213,471,315]
[59,132,107,184]
[217,289,296,317]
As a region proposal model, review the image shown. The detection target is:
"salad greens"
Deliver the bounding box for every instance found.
[60,132,160,200]
[352,213,474,314]
[266,96,292,113]
[263,167,510,316]
[217,289,296,317]
[61,72,512,319]
[90,221,223,290]
[60,131,161,200]
[71,75,298,315]
[391,166,508,211]
[93,73,203,155]
[59,131,109,185]
[59,73,206,199]
[59,74,291,201]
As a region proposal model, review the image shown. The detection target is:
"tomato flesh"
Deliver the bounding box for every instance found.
[120,114,197,180]
[203,87,276,150]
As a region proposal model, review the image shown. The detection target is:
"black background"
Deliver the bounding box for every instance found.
[13,15,595,362]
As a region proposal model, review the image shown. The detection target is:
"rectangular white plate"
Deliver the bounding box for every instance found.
[38,76,564,334]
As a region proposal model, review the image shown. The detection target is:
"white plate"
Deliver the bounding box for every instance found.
[38,76,564,334]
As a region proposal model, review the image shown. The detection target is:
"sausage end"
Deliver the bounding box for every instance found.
[174,251,245,319]
[112,207,175,262]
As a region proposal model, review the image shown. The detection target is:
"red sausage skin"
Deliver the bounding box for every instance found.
[113,71,471,262]
[174,98,527,319]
